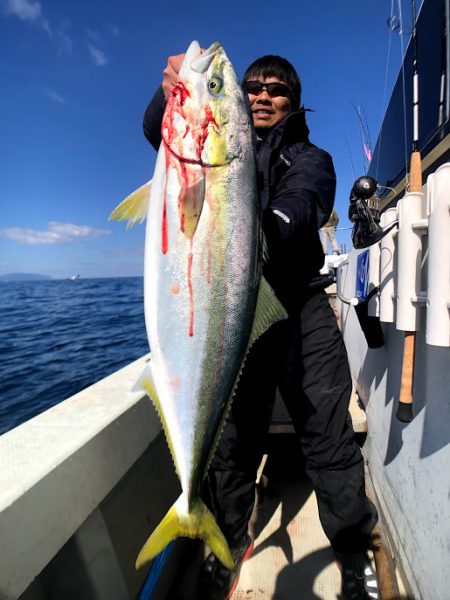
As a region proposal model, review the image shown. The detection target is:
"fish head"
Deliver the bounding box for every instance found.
[162,41,251,167]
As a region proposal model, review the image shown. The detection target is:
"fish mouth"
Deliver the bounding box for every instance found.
[179,41,221,77]
[191,42,221,73]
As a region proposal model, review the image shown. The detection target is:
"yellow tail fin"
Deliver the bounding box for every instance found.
[135,495,235,571]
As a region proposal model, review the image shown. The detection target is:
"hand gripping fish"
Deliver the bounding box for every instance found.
[110,41,287,571]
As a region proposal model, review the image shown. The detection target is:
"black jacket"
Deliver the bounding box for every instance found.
[143,87,336,312]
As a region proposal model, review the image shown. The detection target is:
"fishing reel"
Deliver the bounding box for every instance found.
[349,176,397,248]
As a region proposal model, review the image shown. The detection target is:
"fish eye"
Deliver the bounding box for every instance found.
[208,76,223,95]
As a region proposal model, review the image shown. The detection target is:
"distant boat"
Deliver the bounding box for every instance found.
[67,274,80,281]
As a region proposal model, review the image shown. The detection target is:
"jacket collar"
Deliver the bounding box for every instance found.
[256,108,311,148]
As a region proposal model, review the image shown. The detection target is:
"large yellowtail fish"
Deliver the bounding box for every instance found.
[110,41,287,571]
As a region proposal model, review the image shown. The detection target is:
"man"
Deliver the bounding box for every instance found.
[320,208,341,255]
[143,52,379,600]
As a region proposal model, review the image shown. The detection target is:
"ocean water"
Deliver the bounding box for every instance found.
[0,277,148,436]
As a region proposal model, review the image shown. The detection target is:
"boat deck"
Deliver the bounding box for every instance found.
[143,426,407,600]
[147,435,374,600]
[233,442,342,599]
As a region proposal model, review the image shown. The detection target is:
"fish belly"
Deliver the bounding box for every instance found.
[143,148,259,497]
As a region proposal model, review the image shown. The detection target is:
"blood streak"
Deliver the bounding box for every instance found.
[162,201,169,254]
[196,105,218,161]
[161,149,171,254]
[162,82,191,152]
[179,161,188,233]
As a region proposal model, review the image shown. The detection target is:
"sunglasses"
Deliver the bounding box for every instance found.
[243,80,292,98]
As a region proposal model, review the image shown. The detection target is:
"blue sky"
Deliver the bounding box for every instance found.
[0,0,413,278]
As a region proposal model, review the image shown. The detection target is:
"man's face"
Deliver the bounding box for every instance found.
[245,77,293,131]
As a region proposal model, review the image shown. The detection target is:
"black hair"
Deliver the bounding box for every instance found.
[243,55,301,110]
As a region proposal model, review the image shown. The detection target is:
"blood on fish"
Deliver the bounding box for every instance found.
[162,201,169,255]
[161,149,171,254]
[168,377,181,389]
[196,105,218,161]
[163,80,219,168]
[161,87,221,335]
[162,82,190,148]
[171,82,190,106]
[170,282,181,295]
[179,161,188,233]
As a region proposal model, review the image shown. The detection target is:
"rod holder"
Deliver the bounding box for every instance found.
[368,243,381,317]
[396,191,426,332]
[379,208,398,323]
[426,163,450,347]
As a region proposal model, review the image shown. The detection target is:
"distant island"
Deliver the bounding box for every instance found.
[0,273,53,281]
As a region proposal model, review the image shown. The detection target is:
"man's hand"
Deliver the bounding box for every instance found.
[162,54,184,99]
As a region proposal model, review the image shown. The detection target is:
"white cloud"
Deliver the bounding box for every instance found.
[43,87,65,104]
[3,0,41,21]
[87,42,108,66]
[2,0,51,35]
[0,222,111,245]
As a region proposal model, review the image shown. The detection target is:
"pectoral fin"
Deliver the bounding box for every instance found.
[109,180,152,228]
[178,165,205,238]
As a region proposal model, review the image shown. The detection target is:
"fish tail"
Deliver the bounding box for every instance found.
[135,495,235,571]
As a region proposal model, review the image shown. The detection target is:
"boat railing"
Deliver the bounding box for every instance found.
[0,354,168,600]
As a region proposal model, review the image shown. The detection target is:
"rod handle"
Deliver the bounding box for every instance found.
[397,331,415,422]
[409,151,422,192]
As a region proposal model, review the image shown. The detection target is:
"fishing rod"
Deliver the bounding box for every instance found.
[397,0,421,423]
[343,130,356,180]
[351,102,373,174]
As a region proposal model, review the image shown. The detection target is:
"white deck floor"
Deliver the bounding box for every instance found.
[169,438,345,600]
[233,450,342,599]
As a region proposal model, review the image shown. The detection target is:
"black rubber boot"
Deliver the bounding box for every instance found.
[335,552,380,600]
[198,533,254,600]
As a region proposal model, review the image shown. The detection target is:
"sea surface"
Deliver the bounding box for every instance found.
[0,277,148,435]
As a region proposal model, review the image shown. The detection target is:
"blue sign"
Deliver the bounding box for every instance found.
[356,250,370,302]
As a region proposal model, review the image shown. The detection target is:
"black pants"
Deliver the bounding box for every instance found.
[203,289,377,553]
